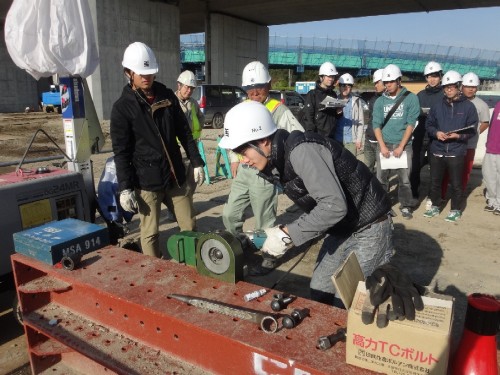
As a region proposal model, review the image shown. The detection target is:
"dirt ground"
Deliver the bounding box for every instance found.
[0,111,498,374]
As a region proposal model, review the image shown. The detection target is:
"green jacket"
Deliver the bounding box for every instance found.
[372,87,420,145]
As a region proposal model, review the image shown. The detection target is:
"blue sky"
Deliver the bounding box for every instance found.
[269,7,500,52]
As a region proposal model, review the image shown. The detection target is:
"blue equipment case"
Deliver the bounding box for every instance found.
[13,219,109,266]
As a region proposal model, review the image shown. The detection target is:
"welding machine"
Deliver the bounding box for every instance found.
[0,167,91,280]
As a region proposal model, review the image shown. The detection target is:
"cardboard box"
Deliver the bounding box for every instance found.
[333,253,454,375]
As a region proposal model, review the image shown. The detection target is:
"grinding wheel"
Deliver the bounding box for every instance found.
[196,231,244,283]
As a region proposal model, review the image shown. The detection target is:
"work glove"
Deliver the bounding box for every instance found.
[362,264,425,327]
[193,166,205,186]
[261,225,293,257]
[119,189,138,214]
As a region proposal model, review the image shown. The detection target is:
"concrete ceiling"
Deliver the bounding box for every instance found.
[178,0,500,34]
[1,0,499,36]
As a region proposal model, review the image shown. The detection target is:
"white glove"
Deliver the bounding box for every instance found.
[261,225,293,257]
[193,166,205,186]
[119,189,138,214]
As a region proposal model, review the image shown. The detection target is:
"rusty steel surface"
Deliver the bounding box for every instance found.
[12,246,380,374]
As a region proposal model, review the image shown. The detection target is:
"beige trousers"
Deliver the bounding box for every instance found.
[137,167,196,258]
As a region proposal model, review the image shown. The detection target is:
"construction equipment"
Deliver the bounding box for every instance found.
[13,218,109,270]
[40,85,62,113]
[166,230,270,283]
[0,167,91,281]
[168,294,279,333]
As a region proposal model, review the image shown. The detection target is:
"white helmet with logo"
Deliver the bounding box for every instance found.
[339,73,354,85]
[319,62,338,76]
[424,61,443,76]
[462,72,480,87]
[373,69,384,83]
[442,71,462,86]
[242,61,271,88]
[218,101,277,150]
[382,64,402,81]
[177,70,197,87]
[122,42,158,75]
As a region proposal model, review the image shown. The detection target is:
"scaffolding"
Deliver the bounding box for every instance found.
[181,33,499,79]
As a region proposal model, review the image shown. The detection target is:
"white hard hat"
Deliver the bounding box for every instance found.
[424,61,443,76]
[442,70,462,86]
[339,73,354,85]
[462,72,480,87]
[218,101,277,150]
[319,62,338,76]
[382,64,402,81]
[177,70,197,87]
[122,42,158,75]
[242,61,271,88]
[373,69,384,83]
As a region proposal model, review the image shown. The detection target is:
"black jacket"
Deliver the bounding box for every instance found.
[110,82,204,192]
[365,92,383,142]
[302,81,341,137]
[269,129,391,235]
[426,94,478,157]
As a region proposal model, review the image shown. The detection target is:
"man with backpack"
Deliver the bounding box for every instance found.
[373,64,421,219]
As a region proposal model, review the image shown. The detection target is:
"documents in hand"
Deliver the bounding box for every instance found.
[379,151,408,170]
[320,96,348,110]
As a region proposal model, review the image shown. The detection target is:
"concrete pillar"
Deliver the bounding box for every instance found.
[208,13,269,85]
[88,0,181,120]
[0,28,38,113]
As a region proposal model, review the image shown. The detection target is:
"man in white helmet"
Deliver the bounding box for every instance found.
[111,42,205,258]
[218,102,426,321]
[333,73,366,157]
[423,71,478,223]
[363,69,385,173]
[221,61,303,273]
[440,72,490,205]
[412,61,444,205]
[302,62,341,137]
[373,64,421,220]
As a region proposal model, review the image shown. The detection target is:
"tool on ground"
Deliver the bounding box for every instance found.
[244,288,268,302]
[317,328,347,350]
[270,293,296,311]
[282,308,309,329]
[168,294,279,333]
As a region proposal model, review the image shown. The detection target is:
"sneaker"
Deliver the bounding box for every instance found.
[493,208,500,216]
[445,210,462,222]
[425,198,433,211]
[400,207,413,220]
[423,206,440,218]
[484,204,495,212]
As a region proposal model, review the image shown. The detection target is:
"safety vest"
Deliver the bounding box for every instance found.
[190,102,202,140]
[265,98,281,114]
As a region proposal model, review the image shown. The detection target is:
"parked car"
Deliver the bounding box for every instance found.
[269,90,305,117]
[192,84,247,128]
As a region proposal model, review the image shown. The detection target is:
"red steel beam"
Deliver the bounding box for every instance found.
[12,246,379,374]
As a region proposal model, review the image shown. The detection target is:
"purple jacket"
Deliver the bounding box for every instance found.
[486,102,500,155]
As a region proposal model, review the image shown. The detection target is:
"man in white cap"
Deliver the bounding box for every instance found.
[221,61,303,273]
[302,62,341,137]
[111,42,205,258]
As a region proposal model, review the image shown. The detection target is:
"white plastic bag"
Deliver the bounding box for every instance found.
[4,0,99,80]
